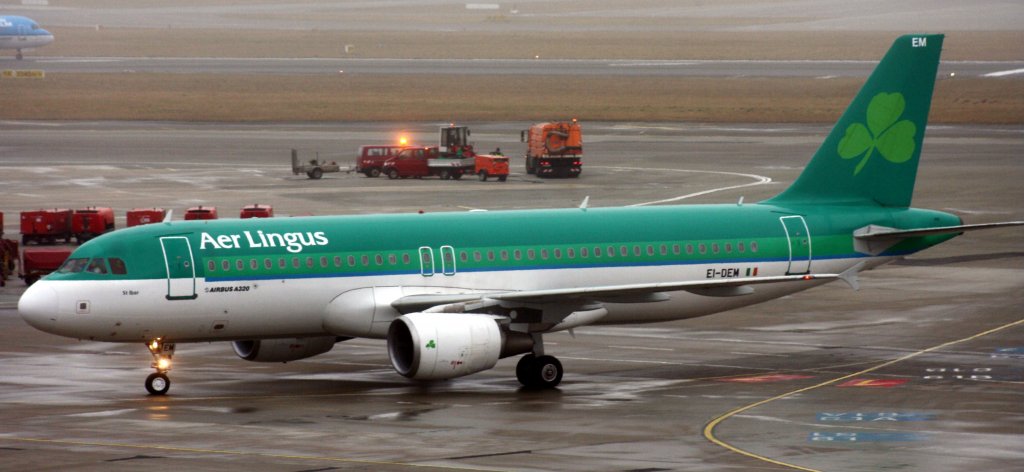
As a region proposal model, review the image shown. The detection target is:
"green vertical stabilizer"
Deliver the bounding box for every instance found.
[766,34,944,207]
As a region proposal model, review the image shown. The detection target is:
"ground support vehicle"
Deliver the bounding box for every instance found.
[475,154,509,181]
[355,145,403,177]
[0,239,18,287]
[127,208,166,227]
[382,147,475,180]
[240,204,274,218]
[20,247,71,285]
[291,149,342,180]
[185,206,218,220]
[20,209,72,245]
[72,207,115,244]
[522,120,583,178]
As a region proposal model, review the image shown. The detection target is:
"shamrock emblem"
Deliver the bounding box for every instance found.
[837,92,917,175]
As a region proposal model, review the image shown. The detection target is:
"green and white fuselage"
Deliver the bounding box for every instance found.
[24,202,960,343]
[20,34,1021,392]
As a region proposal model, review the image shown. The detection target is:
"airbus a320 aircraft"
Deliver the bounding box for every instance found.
[18,34,1023,395]
[0,15,53,60]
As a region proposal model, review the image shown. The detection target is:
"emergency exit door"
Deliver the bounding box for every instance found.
[779,216,812,275]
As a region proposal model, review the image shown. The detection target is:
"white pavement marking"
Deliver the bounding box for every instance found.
[984,68,1024,77]
[588,166,773,207]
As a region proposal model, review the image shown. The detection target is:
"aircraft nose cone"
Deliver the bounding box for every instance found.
[19,282,59,332]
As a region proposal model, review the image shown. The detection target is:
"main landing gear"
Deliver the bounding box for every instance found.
[515,334,564,389]
[145,338,175,395]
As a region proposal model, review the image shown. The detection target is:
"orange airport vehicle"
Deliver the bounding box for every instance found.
[522,120,583,177]
[474,153,509,181]
[184,206,218,221]
[71,206,115,244]
[240,204,274,218]
[20,209,72,245]
[126,208,166,227]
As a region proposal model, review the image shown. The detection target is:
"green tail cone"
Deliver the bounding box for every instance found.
[766,34,944,208]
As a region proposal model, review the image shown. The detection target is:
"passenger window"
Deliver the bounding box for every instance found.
[594,247,602,257]
[487,250,495,261]
[460,251,468,262]
[222,260,231,271]
[553,249,562,259]
[375,254,384,265]
[292,257,300,268]
[514,249,522,260]
[250,259,259,270]
[334,256,342,267]
[500,250,508,261]
[208,260,216,272]
[751,241,759,253]
[236,260,244,271]
[87,259,108,274]
[567,248,575,259]
[672,244,681,255]
[473,251,482,262]
[402,254,411,264]
[660,244,668,255]
[388,254,397,265]
[541,249,549,260]
[108,258,128,275]
[348,255,356,266]
[265,258,273,269]
[620,246,628,257]
[712,243,720,254]
[686,244,694,255]
[360,255,369,266]
[738,242,746,253]
[527,249,536,260]
[321,256,329,268]
[279,258,286,269]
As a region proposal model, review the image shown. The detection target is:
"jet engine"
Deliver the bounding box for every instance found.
[232,336,340,363]
[387,312,532,380]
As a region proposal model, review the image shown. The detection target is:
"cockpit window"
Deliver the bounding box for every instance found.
[108,258,127,275]
[57,258,89,274]
[86,259,109,274]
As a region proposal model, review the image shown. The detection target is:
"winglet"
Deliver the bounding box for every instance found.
[838,262,865,291]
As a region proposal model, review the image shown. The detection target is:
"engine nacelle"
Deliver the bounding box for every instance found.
[388,312,529,381]
[232,336,338,363]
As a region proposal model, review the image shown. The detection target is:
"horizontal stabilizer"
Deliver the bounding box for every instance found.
[854,221,1024,255]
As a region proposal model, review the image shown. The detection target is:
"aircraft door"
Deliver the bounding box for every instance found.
[780,215,812,275]
[418,246,434,277]
[160,236,198,300]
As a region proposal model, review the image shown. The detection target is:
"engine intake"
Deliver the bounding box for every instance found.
[387,313,531,380]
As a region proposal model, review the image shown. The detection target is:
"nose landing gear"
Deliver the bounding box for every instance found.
[145,338,175,395]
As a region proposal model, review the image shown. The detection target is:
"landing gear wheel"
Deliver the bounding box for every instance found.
[145,373,170,395]
[516,354,563,389]
[478,171,488,181]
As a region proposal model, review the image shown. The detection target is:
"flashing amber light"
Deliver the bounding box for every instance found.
[802,275,814,280]
[399,136,409,146]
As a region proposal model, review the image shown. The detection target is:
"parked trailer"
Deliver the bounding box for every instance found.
[522,120,583,177]
[184,206,218,221]
[20,247,72,286]
[20,209,72,245]
[291,149,342,179]
[0,239,18,287]
[240,204,274,218]
[72,206,115,244]
[127,208,166,227]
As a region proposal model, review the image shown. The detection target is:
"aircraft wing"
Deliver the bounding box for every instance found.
[391,272,847,314]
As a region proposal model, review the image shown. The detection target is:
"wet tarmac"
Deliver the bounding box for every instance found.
[0,121,1022,471]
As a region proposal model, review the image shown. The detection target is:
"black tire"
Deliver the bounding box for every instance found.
[526,157,536,175]
[439,170,451,180]
[497,175,507,182]
[308,167,324,180]
[533,355,563,388]
[368,168,381,178]
[516,354,563,389]
[452,172,463,180]
[516,354,537,387]
[478,171,488,181]
[387,169,400,179]
[145,372,170,395]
